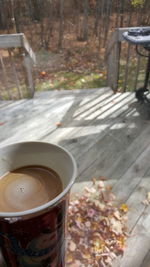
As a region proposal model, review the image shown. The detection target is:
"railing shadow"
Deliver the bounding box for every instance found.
[54,90,150,183]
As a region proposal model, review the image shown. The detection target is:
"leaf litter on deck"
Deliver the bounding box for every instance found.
[66,179,128,267]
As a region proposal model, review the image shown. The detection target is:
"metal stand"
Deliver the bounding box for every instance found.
[123,28,150,103]
[135,48,150,103]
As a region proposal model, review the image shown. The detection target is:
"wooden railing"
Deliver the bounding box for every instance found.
[106,27,149,92]
[0,34,36,100]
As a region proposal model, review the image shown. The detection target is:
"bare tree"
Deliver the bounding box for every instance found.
[119,0,125,27]
[58,0,64,49]
[0,0,12,30]
[97,0,104,50]
[103,0,113,46]
[0,0,150,51]
[29,0,42,21]
[73,0,80,38]
[94,0,101,36]
[12,0,22,33]
[82,0,89,41]
[0,0,6,28]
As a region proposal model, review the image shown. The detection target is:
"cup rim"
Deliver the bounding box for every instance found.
[0,141,77,218]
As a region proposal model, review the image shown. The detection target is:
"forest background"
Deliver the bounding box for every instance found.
[0,0,149,93]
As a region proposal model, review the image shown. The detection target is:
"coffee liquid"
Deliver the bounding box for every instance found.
[0,165,63,212]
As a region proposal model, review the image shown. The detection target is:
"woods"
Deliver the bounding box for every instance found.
[0,0,150,99]
[0,0,150,52]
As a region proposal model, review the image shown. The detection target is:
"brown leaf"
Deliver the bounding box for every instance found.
[55,122,62,127]
[66,176,128,266]
[92,177,97,184]
[0,122,5,126]
[98,176,108,181]
[40,71,47,78]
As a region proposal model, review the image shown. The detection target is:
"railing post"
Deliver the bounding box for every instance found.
[0,33,36,99]
[106,27,150,92]
[106,28,121,92]
[23,53,35,98]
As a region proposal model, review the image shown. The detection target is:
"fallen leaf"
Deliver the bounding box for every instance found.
[71,260,83,267]
[92,177,97,184]
[105,256,113,265]
[66,177,128,266]
[55,122,62,127]
[69,241,76,252]
[40,71,47,78]
[120,203,128,213]
[142,199,149,206]
[114,210,121,220]
[66,252,74,264]
[98,176,108,181]
[105,185,112,191]
[0,122,5,126]
[147,192,150,202]
[87,208,96,217]
[98,181,105,188]
[142,192,150,206]
[109,217,123,235]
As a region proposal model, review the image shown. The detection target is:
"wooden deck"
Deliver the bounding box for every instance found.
[0,88,150,266]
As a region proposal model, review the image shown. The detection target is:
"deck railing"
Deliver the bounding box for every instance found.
[106,27,149,93]
[0,34,36,100]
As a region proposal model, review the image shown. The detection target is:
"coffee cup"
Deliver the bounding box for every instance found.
[0,141,77,266]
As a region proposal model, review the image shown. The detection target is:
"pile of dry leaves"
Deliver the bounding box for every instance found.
[66,179,128,267]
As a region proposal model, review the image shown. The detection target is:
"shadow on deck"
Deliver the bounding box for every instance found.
[0,87,150,266]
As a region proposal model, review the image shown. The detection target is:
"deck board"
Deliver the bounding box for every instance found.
[0,87,150,267]
[117,204,150,267]
[142,249,150,267]
[112,142,150,203]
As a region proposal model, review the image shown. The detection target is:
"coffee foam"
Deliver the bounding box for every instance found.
[0,166,62,212]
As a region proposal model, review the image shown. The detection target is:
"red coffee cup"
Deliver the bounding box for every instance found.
[0,142,77,267]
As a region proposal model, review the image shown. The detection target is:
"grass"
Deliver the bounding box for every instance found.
[35,55,148,94]
[35,71,106,92]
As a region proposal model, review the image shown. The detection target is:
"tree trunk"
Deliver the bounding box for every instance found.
[127,5,133,26]
[27,0,34,20]
[94,0,101,36]
[0,0,12,30]
[97,0,104,51]
[82,0,89,41]
[103,0,112,46]
[58,0,64,49]
[73,0,80,38]
[140,0,149,25]
[119,0,125,27]
[44,1,54,49]
[115,0,120,28]
[0,0,5,29]
[13,0,21,33]
[30,0,42,21]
